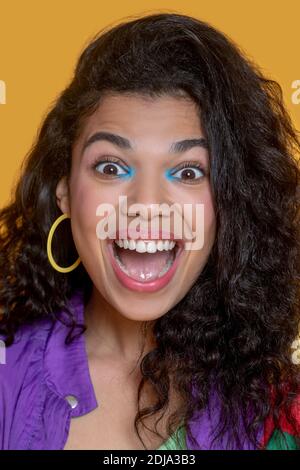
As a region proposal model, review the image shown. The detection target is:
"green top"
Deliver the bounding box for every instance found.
[265,429,299,450]
[155,425,299,450]
[157,425,187,450]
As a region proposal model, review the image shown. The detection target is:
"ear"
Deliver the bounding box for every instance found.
[56,176,70,215]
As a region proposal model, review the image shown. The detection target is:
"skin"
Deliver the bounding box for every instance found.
[56,92,216,449]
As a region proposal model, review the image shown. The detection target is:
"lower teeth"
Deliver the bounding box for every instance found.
[113,249,175,282]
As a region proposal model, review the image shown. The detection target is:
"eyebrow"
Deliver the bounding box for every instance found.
[82,131,209,154]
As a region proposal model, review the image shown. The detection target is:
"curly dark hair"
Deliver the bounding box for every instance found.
[0,11,299,450]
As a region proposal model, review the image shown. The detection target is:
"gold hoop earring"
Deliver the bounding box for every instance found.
[47,213,81,273]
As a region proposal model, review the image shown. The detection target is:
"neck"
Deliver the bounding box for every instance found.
[83,286,156,364]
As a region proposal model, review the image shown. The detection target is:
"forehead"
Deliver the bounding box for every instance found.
[75,92,204,147]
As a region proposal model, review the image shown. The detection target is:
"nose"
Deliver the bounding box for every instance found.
[120,171,172,226]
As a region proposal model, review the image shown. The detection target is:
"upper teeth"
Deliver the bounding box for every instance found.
[114,239,176,253]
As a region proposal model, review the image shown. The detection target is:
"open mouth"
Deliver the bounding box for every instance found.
[109,238,183,284]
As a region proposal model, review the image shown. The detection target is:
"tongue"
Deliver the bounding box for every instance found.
[117,248,173,281]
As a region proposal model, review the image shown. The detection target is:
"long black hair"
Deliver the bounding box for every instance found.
[0,12,299,449]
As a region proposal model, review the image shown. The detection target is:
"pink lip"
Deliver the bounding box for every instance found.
[106,234,185,293]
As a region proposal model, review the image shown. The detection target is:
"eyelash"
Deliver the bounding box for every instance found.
[92,156,132,179]
[92,156,206,183]
[167,161,206,184]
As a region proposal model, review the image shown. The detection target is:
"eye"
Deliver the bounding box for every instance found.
[92,156,132,179]
[167,162,206,184]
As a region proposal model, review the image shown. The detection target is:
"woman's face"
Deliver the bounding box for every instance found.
[56,92,216,321]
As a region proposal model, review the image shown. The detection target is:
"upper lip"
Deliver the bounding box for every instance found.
[106,229,185,248]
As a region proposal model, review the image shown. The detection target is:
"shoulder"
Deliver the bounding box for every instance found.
[0,289,86,449]
[0,316,54,394]
[0,316,57,448]
[0,288,84,385]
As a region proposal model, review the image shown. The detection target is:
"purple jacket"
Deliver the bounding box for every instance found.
[0,288,263,450]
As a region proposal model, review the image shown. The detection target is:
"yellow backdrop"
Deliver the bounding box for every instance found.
[0,0,299,206]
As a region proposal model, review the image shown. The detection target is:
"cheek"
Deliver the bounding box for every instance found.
[68,176,122,257]
[202,190,216,242]
[69,175,122,228]
[185,186,216,248]
[71,181,101,235]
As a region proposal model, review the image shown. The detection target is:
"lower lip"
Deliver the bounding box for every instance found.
[106,241,184,293]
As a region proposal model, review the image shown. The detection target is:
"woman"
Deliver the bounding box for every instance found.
[0,12,299,450]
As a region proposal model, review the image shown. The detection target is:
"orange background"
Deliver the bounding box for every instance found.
[0,0,299,206]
